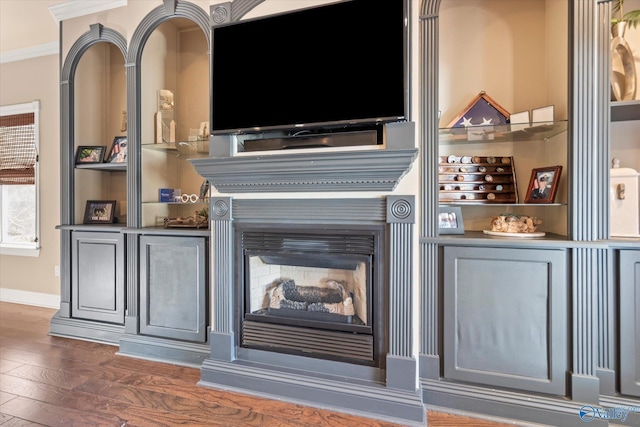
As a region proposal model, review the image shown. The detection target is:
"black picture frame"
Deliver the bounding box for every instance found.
[525,166,562,204]
[438,206,465,235]
[107,136,127,163]
[83,200,116,224]
[75,146,106,164]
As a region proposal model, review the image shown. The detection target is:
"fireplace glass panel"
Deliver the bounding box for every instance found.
[246,253,370,328]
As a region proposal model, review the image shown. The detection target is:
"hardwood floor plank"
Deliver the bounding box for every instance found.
[0,396,124,427]
[0,390,18,405]
[0,301,516,427]
[0,358,22,374]
[114,371,402,427]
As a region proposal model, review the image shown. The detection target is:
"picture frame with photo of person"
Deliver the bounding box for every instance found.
[525,166,562,204]
[107,136,127,163]
[75,146,106,164]
[438,206,465,235]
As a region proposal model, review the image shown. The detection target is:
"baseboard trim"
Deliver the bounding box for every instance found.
[0,288,59,309]
[421,378,608,427]
[200,358,426,426]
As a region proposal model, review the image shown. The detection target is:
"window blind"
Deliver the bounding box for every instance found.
[0,112,36,185]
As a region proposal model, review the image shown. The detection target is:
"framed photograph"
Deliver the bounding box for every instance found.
[107,136,127,163]
[525,166,562,204]
[75,146,105,164]
[83,200,116,224]
[438,206,465,235]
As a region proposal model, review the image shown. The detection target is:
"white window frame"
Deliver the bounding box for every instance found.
[0,100,40,257]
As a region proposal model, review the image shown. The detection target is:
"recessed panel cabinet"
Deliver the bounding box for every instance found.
[443,245,568,395]
[139,235,208,342]
[71,231,125,324]
[620,249,640,397]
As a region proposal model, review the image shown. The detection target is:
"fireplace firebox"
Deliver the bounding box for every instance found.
[236,225,386,367]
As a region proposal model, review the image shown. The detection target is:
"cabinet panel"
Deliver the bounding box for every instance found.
[620,249,640,397]
[443,246,567,395]
[139,235,207,342]
[71,231,125,324]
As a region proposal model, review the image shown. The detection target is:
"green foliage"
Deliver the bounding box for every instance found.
[612,0,640,29]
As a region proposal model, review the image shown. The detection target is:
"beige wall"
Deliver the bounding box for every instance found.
[0,54,61,303]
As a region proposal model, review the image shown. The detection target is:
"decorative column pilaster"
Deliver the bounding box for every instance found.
[386,195,417,390]
[568,0,604,403]
[419,0,442,380]
[209,197,235,361]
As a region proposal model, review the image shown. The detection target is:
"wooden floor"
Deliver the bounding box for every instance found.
[0,302,516,426]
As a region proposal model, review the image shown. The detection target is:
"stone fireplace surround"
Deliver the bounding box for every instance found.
[191,122,424,425]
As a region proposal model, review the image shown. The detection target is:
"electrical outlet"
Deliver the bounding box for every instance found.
[54,265,60,277]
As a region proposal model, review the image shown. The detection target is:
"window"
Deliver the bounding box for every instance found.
[0,101,40,256]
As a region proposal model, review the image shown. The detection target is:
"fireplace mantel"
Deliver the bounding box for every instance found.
[191,122,417,193]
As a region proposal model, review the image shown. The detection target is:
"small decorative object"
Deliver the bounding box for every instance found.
[83,200,116,224]
[525,166,562,204]
[610,158,640,237]
[531,105,555,124]
[156,89,176,144]
[484,213,544,238]
[107,136,127,163]
[181,193,200,203]
[163,207,209,229]
[120,110,127,132]
[159,188,181,203]
[199,179,210,200]
[446,91,510,128]
[438,155,518,204]
[438,206,464,235]
[75,146,105,164]
[610,0,639,101]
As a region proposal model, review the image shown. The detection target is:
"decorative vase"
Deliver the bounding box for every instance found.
[610,21,637,101]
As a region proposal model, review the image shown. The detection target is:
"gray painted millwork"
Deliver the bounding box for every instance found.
[620,250,640,397]
[191,122,418,193]
[202,196,423,424]
[51,24,128,342]
[418,0,639,424]
[443,246,568,395]
[52,0,640,424]
[71,231,125,325]
[138,235,208,342]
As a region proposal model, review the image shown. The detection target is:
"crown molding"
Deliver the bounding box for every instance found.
[49,0,127,22]
[0,42,59,64]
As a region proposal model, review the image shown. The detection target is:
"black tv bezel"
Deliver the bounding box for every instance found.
[210,0,410,137]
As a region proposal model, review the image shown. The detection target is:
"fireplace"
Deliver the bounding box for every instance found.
[236,225,386,367]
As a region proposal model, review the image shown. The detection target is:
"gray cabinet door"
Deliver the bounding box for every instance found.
[139,235,208,342]
[443,246,567,395]
[71,231,125,324]
[620,249,640,397]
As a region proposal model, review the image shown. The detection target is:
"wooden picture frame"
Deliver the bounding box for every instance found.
[438,206,465,235]
[107,136,127,163]
[525,166,562,204]
[83,200,116,224]
[75,146,106,164]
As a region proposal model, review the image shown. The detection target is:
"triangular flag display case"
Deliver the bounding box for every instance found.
[446,91,510,128]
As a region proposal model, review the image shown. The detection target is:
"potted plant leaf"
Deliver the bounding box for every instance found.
[612,0,640,29]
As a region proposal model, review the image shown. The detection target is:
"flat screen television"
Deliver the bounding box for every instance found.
[211,0,408,138]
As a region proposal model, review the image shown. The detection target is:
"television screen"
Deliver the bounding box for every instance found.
[211,0,407,135]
